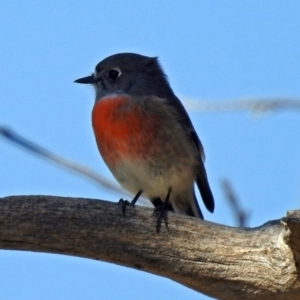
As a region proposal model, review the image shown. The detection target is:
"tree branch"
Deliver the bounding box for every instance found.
[0,196,299,299]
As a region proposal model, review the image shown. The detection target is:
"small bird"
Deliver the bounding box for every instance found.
[75,53,214,231]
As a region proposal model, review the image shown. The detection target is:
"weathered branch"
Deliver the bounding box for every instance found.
[0,196,299,299]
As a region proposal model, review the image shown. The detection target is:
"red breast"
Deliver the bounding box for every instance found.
[92,95,159,166]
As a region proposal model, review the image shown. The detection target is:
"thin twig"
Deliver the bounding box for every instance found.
[221,179,250,227]
[183,98,300,116]
[0,126,132,197]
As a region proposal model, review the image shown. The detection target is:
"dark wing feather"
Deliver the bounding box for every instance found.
[165,95,215,213]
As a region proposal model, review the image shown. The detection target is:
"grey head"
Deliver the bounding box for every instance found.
[74,53,175,100]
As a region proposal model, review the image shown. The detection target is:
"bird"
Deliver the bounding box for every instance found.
[75,53,214,232]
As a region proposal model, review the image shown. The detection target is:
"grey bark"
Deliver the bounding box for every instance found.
[0,196,299,299]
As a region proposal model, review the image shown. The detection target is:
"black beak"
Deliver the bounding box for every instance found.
[74,75,95,84]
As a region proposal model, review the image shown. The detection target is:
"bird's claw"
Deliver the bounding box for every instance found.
[118,198,132,216]
[153,205,169,233]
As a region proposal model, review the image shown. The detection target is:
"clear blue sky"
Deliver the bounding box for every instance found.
[1,1,300,299]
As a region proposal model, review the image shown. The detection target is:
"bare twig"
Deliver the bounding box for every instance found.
[0,126,129,196]
[183,97,300,116]
[221,179,250,227]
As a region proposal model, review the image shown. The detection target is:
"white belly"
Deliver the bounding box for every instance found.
[109,159,196,200]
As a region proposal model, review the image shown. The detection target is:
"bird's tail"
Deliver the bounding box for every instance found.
[196,165,215,214]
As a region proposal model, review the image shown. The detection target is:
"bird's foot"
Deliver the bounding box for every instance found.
[153,205,169,233]
[118,190,142,216]
[118,198,133,216]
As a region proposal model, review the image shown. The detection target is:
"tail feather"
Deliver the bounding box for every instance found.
[196,166,215,213]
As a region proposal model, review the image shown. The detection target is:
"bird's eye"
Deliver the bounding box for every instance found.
[108,69,121,80]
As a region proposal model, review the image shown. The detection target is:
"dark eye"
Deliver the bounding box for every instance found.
[108,69,121,80]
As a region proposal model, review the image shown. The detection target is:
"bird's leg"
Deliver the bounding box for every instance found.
[118,190,143,216]
[153,187,172,233]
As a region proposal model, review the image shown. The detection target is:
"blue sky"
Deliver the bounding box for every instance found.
[1,1,299,299]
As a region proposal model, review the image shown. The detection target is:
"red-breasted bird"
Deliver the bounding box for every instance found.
[75,53,214,231]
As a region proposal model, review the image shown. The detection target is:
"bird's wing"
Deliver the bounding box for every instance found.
[166,95,215,213]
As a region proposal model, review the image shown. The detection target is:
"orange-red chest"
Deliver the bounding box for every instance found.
[92,96,159,166]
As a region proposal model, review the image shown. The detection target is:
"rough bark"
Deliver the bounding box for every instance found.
[0,196,299,299]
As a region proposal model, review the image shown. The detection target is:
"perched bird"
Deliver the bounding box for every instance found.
[75,53,214,231]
